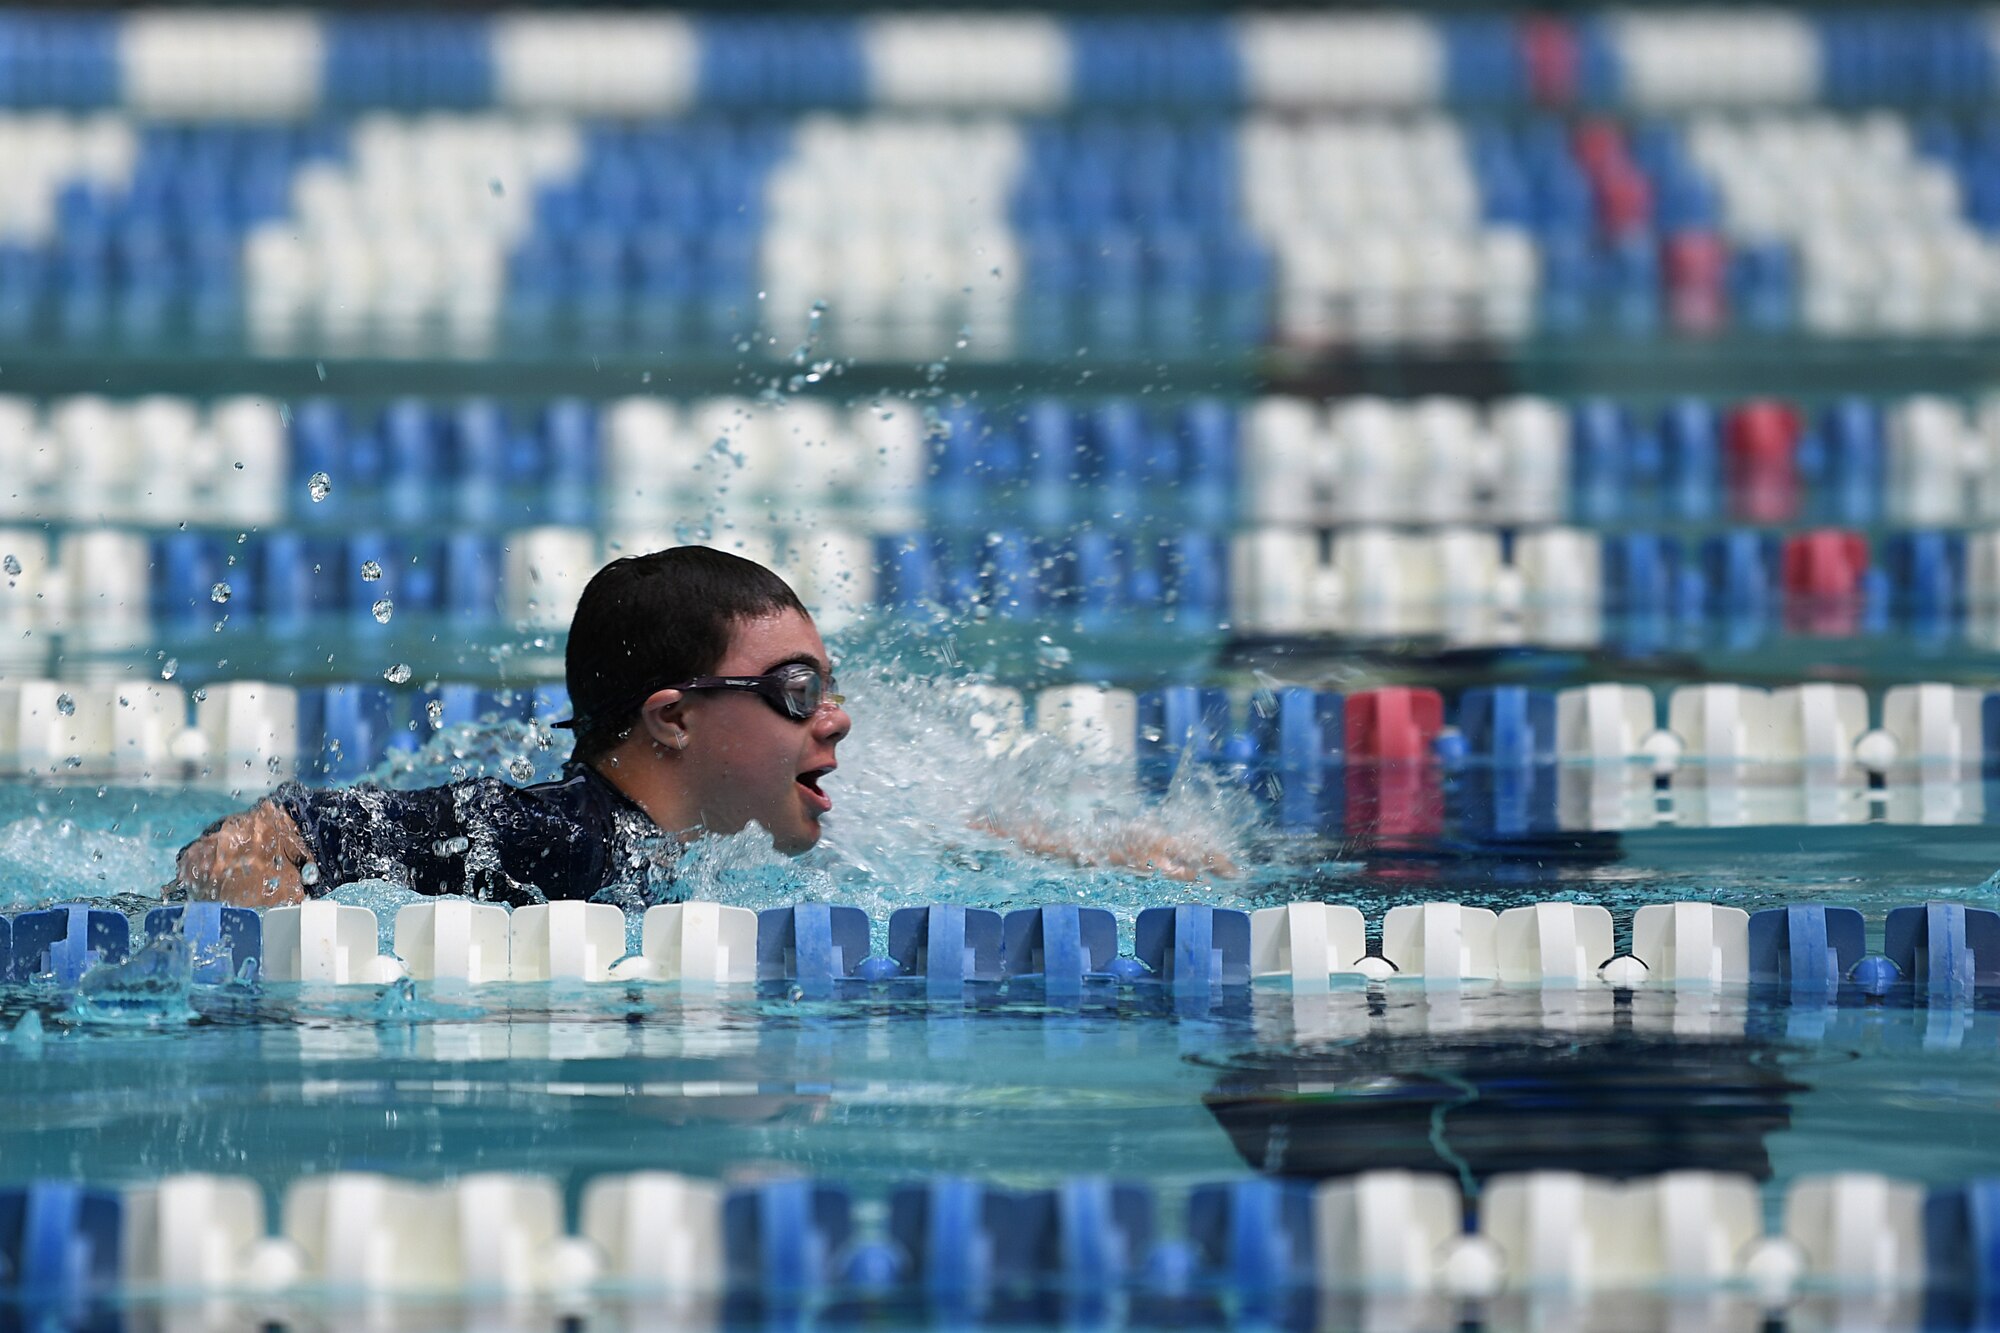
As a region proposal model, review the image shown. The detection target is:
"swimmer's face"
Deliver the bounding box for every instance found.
[670,608,850,853]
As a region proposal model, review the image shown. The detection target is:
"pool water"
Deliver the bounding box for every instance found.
[1,637,1998,1329]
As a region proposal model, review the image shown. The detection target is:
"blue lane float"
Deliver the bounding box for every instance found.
[999,1179,1154,1298]
[0,1183,123,1301]
[887,905,1005,989]
[16,1164,2000,1302]
[7,905,128,986]
[1000,905,1120,990]
[723,1178,855,1300]
[1186,1179,1316,1323]
[14,895,2000,1005]
[889,1178,1002,1303]
[143,904,261,984]
[1133,905,1251,989]
[1884,902,2000,999]
[1748,904,1868,994]
[756,904,873,985]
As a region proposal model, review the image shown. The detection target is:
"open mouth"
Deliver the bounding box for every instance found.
[796,767,834,814]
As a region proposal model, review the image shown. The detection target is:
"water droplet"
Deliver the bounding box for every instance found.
[55,692,74,716]
[299,862,321,887]
[314,361,327,382]
[383,663,411,684]
[160,658,178,680]
[232,460,245,470]
[1035,635,1072,669]
[210,582,231,604]
[433,835,470,857]
[308,472,332,503]
[425,699,443,728]
[3,555,20,577]
[360,560,382,582]
[191,687,208,703]
[506,757,534,783]
[371,597,394,624]
[489,178,504,197]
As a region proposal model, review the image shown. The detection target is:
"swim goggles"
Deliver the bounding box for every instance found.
[663,663,844,722]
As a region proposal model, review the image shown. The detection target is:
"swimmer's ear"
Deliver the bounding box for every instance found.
[637,689,690,753]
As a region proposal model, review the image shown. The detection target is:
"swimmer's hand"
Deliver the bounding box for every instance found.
[974,815,1238,882]
[174,801,313,907]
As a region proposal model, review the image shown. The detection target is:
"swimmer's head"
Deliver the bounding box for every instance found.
[561,547,851,853]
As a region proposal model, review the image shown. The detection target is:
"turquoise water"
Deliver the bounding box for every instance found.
[3,643,2000,1333]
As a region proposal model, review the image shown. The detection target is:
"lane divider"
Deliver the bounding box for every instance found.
[12,897,1999,996]
[6,1168,1989,1302]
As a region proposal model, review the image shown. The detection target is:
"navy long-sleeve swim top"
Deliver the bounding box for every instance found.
[270,761,673,906]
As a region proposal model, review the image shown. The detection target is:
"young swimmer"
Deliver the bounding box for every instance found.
[176,545,1232,906]
[176,546,848,907]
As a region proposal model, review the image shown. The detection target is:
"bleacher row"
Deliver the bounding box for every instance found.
[9,897,1996,999]
[0,10,1993,113]
[23,391,2000,533]
[9,107,2000,350]
[2,1169,1988,1304]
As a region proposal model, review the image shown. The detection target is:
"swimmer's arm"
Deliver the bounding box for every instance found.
[972,814,1238,882]
[174,800,314,907]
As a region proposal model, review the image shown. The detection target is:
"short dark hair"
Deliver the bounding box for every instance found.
[562,546,807,760]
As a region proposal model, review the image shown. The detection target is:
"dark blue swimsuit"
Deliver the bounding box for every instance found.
[272,762,673,906]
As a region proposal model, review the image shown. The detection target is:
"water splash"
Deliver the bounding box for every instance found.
[7,1008,43,1048]
[71,934,197,1026]
[373,975,420,1019]
[329,879,427,955]
[304,655,1253,927]
[792,658,1252,929]
[0,815,180,910]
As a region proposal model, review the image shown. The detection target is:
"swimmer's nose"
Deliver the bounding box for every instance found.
[814,698,851,744]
